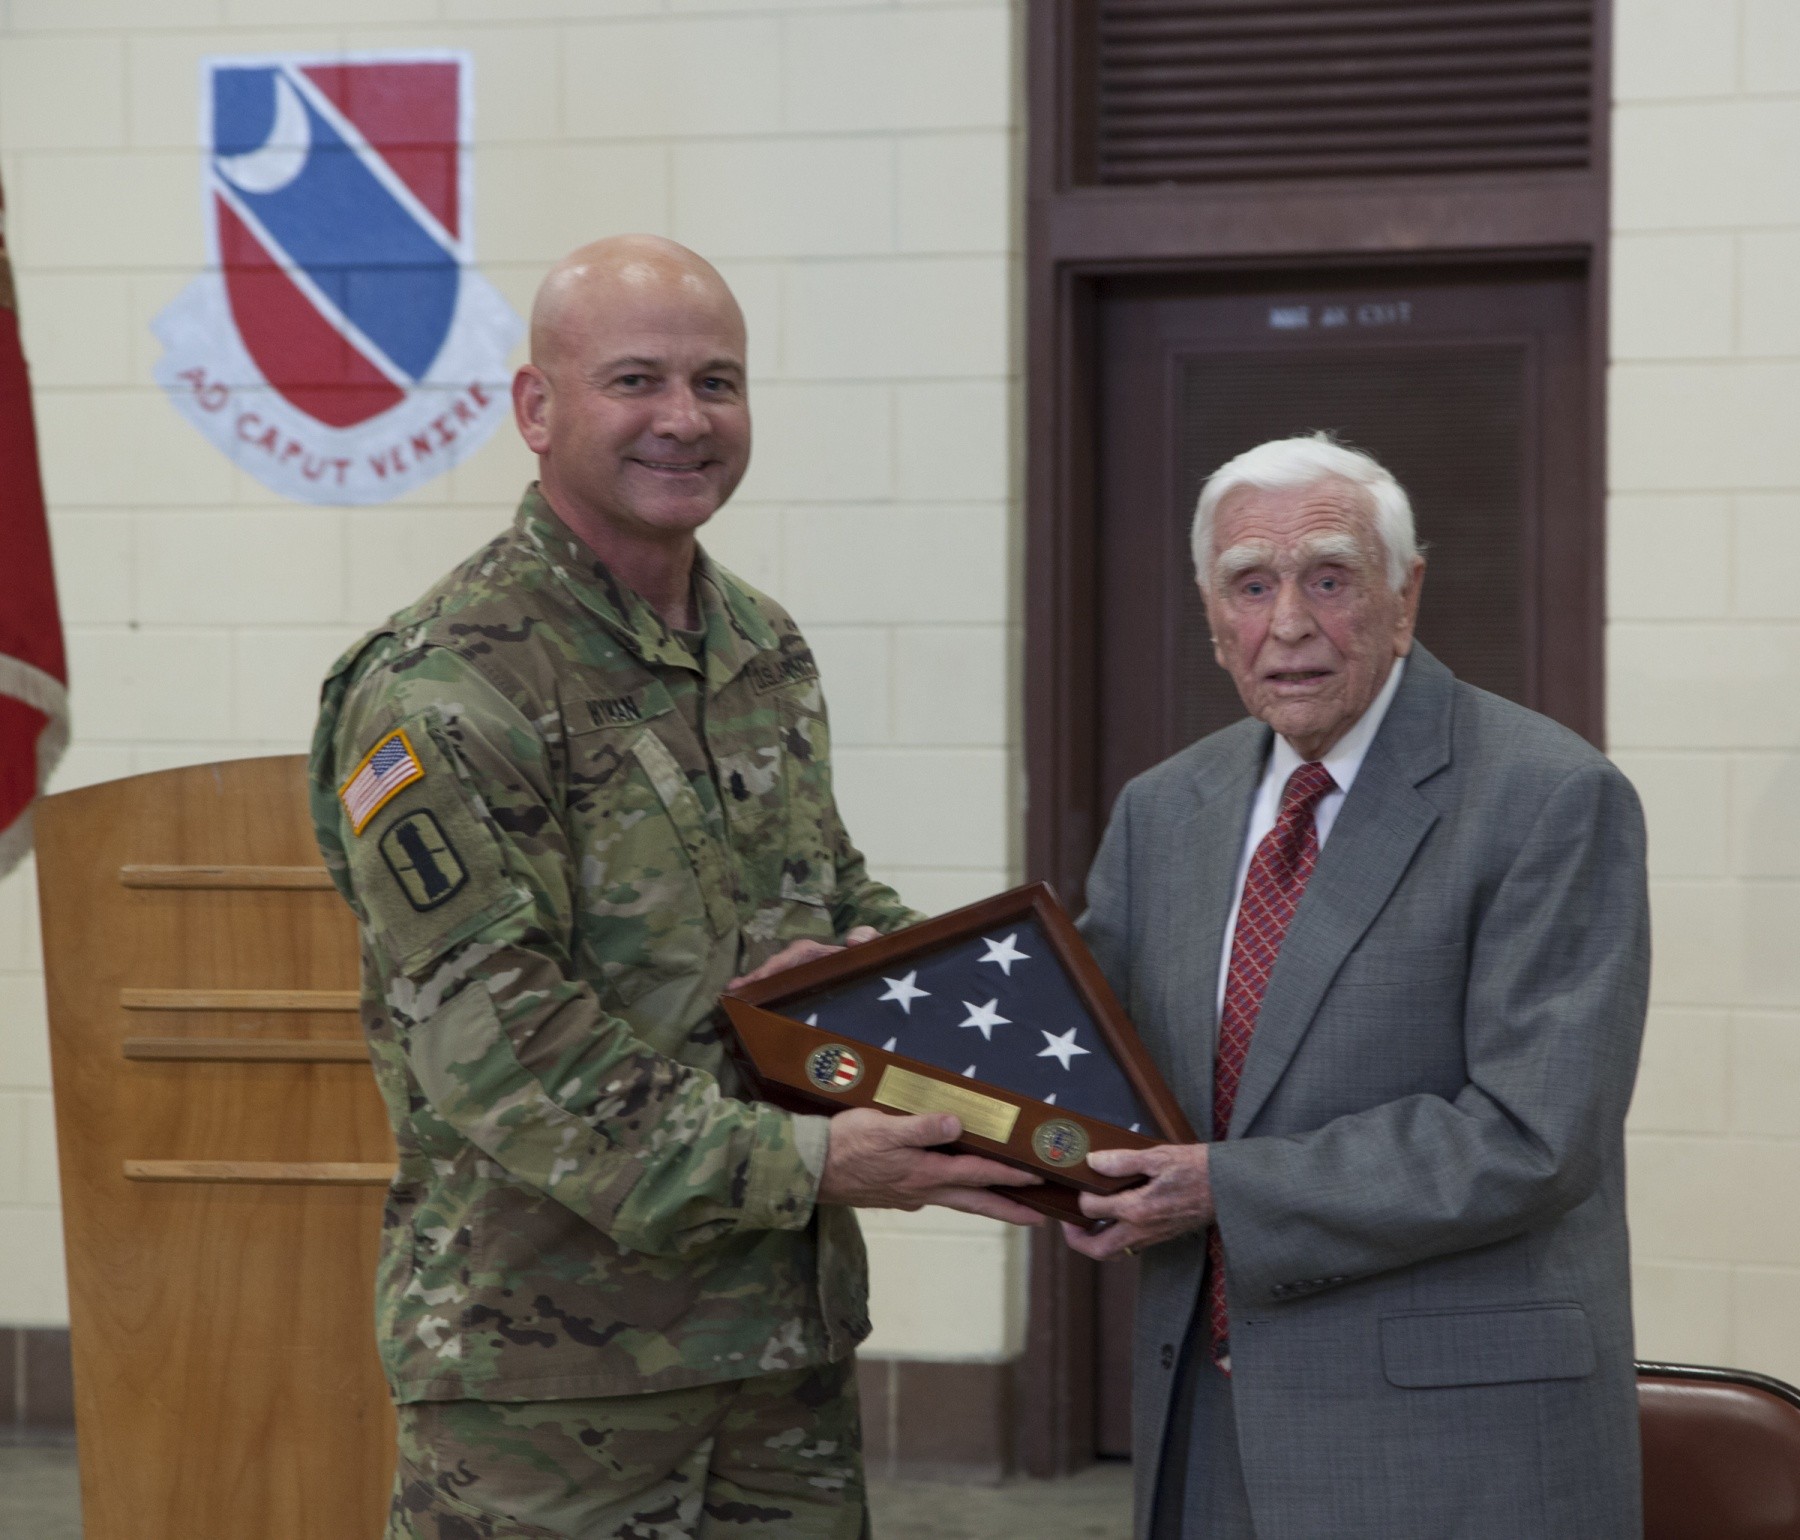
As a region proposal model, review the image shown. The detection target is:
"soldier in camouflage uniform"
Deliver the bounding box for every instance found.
[309,236,1040,1539]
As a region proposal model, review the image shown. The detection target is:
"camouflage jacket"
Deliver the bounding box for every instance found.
[308,485,919,1403]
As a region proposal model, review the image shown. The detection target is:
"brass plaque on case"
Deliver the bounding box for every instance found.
[872,1064,1021,1143]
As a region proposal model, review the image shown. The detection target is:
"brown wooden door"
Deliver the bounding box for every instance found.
[1089,262,1598,1456]
[35,756,395,1539]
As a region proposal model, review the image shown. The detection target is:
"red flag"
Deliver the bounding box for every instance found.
[0,174,68,877]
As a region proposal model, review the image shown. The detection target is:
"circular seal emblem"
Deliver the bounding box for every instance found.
[1031,1117,1090,1169]
[805,1044,864,1094]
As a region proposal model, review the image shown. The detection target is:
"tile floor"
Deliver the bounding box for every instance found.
[0,1437,1134,1540]
[872,1465,1134,1538]
[0,1438,81,1540]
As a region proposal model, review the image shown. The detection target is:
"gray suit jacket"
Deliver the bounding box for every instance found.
[1082,646,1650,1540]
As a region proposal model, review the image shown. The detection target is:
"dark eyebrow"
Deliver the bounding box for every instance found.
[596,356,744,377]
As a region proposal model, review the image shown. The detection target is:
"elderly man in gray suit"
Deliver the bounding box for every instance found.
[1066,434,1650,1539]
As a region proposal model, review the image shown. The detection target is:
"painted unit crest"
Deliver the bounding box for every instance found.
[153,52,520,505]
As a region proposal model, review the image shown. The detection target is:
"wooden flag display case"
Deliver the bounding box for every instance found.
[722,883,1195,1222]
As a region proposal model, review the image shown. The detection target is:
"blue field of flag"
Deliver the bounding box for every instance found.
[779,917,1153,1132]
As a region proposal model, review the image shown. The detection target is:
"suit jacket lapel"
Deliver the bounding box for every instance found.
[1161,722,1265,1142]
[1227,647,1455,1137]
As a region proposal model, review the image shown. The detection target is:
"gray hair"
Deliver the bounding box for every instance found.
[1191,433,1419,592]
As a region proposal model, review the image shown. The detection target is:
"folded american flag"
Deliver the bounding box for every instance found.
[777,916,1152,1132]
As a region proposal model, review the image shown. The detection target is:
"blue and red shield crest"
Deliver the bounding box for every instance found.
[155,52,519,504]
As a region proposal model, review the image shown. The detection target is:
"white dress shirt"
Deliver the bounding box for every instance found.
[1214,656,1408,1020]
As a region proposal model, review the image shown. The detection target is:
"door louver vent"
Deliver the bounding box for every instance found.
[1096,0,1597,186]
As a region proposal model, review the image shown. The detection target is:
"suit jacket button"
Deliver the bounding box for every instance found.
[1160,1343,1175,1370]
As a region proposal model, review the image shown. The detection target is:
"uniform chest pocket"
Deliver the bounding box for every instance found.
[699,675,826,911]
[627,731,737,936]
[566,692,736,952]
[768,682,838,910]
[710,718,790,858]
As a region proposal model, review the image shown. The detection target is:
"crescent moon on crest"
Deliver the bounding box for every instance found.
[216,72,309,196]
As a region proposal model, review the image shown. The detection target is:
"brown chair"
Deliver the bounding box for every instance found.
[1640,1361,1800,1539]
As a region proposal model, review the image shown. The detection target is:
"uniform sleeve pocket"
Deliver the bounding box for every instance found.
[1381,1304,1595,1388]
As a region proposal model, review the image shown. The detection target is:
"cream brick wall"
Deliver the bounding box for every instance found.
[0,0,1025,1355]
[1612,0,1800,1382]
[36,0,1797,1392]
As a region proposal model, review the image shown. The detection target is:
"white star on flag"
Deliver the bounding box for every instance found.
[957,998,1010,1040]
[977,932,1030,976]
[877,971,929,1014]
[1037,1027,1090,1070]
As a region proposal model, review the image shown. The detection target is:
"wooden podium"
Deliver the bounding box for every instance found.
[34,756,395,1540]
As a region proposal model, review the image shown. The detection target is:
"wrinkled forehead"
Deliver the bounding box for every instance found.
[1214,529,1365,584]
[1211,476,1379,560]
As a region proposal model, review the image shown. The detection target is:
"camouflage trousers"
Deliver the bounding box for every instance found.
[387,1358,868,1540]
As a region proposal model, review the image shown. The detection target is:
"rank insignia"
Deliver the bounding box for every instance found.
[1031,1117,1090,1169]
[340,727,425,834]
[378,809,468,912]
[805,1044,864,1093]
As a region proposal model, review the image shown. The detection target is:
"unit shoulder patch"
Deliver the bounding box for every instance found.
[343,715,529,976]
[378,809,470,912]
[340,727,426,834]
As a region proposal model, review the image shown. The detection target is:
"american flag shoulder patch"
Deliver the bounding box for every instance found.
[339,727,427,836]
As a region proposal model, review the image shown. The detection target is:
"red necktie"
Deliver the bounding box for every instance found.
[1208,759,1337,1372]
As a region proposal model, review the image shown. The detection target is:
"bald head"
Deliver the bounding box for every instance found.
[512,235,753,565]
[529,235,744,373]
